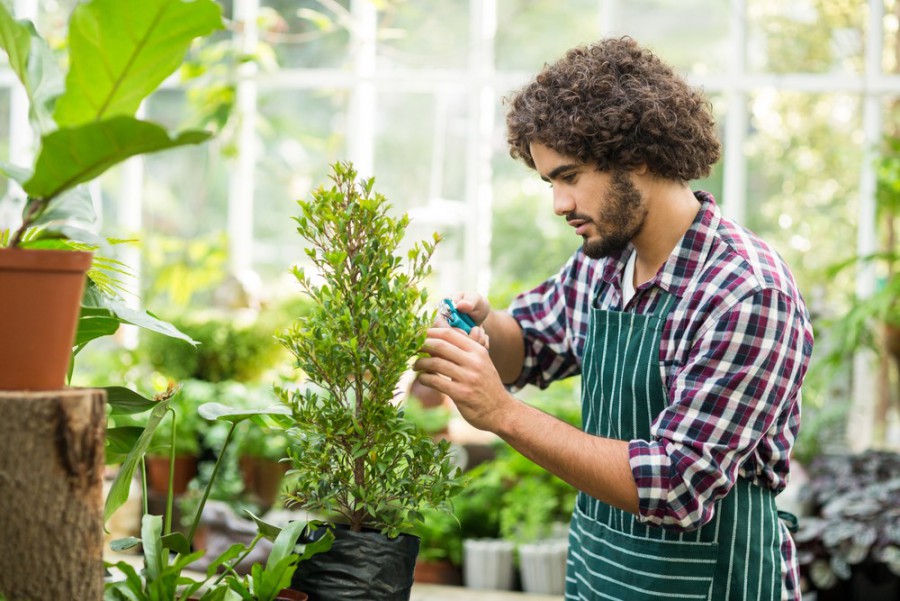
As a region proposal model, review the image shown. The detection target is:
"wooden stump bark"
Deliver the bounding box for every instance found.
[0,389,106,600]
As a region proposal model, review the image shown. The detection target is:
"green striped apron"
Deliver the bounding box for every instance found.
[565,290,784,600]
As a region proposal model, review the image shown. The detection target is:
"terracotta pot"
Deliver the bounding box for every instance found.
[239,456,288,506]
[145,455,198,495]
[414,558,462,585]
[0,248,92,390]
[275,589,308,601]
[884,323,900,360]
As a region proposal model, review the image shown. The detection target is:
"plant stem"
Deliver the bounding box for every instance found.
[165,408,177,536]
[187,421,237,547]
[141,456,149,517]
[9,197,47,248]
[213,533,263,585]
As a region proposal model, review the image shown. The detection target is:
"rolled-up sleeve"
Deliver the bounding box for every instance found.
[629,287,810,530]
[507,252,595,390]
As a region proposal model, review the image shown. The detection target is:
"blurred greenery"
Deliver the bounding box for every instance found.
[140,313,283,384]
[10,0,898,467]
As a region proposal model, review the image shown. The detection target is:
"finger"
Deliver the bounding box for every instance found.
[468,326,490,349]
[416,372,454,396]
[418,339,471,372]
[454,292,478,314]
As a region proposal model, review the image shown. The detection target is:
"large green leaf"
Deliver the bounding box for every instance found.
[105,386,159,416]
[0,4,63,134]
[0,4,32,93]
[24,117,211,202]
[105,426,144,464]
[34,186,97,229]
[54,0,224,126]
[74,307,120,351]
[104,394,173,524]
[198,402,291,426]
[0,158,32,185]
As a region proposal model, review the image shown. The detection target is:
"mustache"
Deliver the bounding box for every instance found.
[565,211,594,223]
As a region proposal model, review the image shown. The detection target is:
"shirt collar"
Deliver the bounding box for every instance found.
[599,191,720,297]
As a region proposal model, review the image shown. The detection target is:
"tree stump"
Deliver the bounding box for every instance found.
[0,389,106,600]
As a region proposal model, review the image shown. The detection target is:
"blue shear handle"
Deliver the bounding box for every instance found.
[442,299,476,334]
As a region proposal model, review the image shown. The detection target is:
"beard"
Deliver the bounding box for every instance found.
[578,170,647,259]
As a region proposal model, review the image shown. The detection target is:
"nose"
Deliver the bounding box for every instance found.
[552,187,574,216]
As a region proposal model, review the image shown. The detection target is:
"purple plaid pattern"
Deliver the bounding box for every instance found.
[508,192,813,600]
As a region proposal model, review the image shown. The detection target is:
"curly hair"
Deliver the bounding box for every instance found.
[505,37,721,182]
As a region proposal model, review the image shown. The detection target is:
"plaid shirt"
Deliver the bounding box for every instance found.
[507,191,813,600]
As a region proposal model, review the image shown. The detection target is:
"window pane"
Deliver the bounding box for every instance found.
[609,0,732,75]
[496,0,600,71]
[744,91,863,302]
[747,0,865,74]
[253,89,349,281]
[132,90,230,238]
[377,0,470,70]
[0,89,10,204]
[261,0,351,69]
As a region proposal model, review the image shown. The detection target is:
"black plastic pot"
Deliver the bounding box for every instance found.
[291,524,420,601]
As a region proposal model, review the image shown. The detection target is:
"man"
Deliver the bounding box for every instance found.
[414,37,814,600]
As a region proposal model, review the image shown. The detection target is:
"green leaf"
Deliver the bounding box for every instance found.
[105,386,158,415]
[198,402,291,424]
[75,307,120,350]
[141,514,165,582]
[265,520,307,573]
[244,510,284,541]
[0,158,32,185]
[83,285,197,345]
[24,117,212,203]
[105,426,144,464]
[54,0,224,126]
[109,536,142,552]
[104,394,174,524]
[160,531,192,556]
[34,186,98,229]
[0,4,33,90]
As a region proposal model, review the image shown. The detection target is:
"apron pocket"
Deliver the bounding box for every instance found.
[570,503,718,600]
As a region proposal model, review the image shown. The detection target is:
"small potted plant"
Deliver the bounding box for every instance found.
[275,162,462,600]
[0,0,223,390]
[105,400,333,601]
[794,450,900,600]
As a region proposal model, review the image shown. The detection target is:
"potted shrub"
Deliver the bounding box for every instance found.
[274,162,462,600]
[794,450,900,600]
[0,0,223,390]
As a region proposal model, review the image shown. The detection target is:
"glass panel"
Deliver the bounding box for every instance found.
[746,0,866,74]
[260,0,351,69]
[127,90,230,239]
[372,90,468,213]
[0,89,10,206]
[490,95,578,305]
[253,88,349,281]
[744,91,863,305]
[377,0,470,70]
[34,0,79,43]
[608,0,732,75]
[495,0,600,71]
